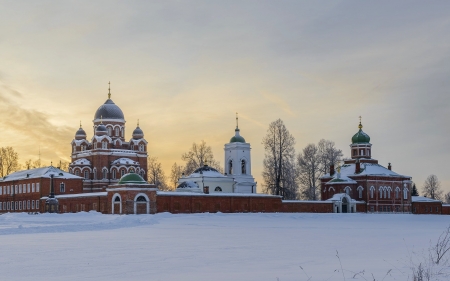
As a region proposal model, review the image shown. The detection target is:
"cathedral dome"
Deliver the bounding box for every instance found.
[94,99,125,120]
[352,122,370,144]
[118,173,147,184]
[75,126,86,140]
[230,128,246,143]
[132,124,144,139]
[96,124,108,136]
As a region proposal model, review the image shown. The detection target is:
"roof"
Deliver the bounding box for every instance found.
[118,173,147,184]
[411,196,442,203]
[352,123,370,144]
[1,166,82,182]
[94,99,125,120]
[111,158,139,166]
[322,163,409,184]
[230,129,246,143]
[177,181,199,189]
[187,165,226,178]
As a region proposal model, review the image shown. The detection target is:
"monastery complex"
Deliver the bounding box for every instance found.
[0,87,448,215]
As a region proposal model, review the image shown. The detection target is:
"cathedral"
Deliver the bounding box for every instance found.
[69,86,148,191]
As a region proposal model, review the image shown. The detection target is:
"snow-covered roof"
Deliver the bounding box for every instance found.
[157,191,281,197]
[70,158,91,166]
[111,158,139,166]
[326,193,359,202]
[322,163,409,184]
[41,192,107,199]
[1,166,82,182]
[177,181,199,189]
[411,196,441,203]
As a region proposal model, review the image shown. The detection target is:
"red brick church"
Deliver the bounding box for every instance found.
[320,120,413,213]
[69,85,148,192]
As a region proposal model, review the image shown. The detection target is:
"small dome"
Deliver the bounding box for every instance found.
[230,128,246,143]
[75,127,86,140]
[94,99,125,120]
[192,165,220,174]
[118,173,147,184]
[132,126,144,139]
[96,124,108,136]
[352,123,370,144]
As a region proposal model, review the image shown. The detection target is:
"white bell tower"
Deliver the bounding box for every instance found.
[224,114,257,193]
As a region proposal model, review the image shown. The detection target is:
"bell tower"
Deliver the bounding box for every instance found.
[224,114,256,193]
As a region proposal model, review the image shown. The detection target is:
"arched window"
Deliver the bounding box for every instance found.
[140,170,144,178]
[102,142,107,149]
[379,187,383,198]
[139,144,144,152]
[112,169,116,179]
[344,186,351,195]
[121,169,125,177]
[215,187,222,192]
[93,169,97,180]
[102,169,107,179]
[84,170,89,179]
[387,187,391,199]
[228,160,233,175]
[357,186,363,198]
[395,187,400,199]
[241,160,246,174]
[73,146,76,152]
[131,145,134,150]
[114,196,121,202]
[60,183,65,193]
[121,129,124,137]
[136,196,147,202]
[403,187,409,200]
[75,170,80,177]
[108,127,112,136]
[370,186,374,198]
[115,127,119,136]
[129,168,135,173]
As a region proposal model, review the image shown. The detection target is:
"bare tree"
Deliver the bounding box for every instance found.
[298,143,321,200]
[262,119,297,199]
[0,147,20,177]
[181,140,222,175]
[445,192,450,204]
[422,175,443,200]
[57,160,70,171]
[317,139,343,175]
[169,162,184,190]
[147,156,168,190]
[24,158,43,170]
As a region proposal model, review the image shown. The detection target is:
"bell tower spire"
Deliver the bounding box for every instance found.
[108,81,111,99]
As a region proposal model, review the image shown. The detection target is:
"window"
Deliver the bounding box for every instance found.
[370,206,374,212]
[15,185,18,194]
[14,201,17,210]
[32,200,35,209]
[379,187,383,198]
[403,188,408,200]
[19,201,22,210]
[36,200,39,209]
[121,129,124,137]
[93,169,97,180]
[228,160,233,174]
[387,188,391,199]
[60,183,65,193]
[344,187,351,195]
[353,150,356,156]
[241,160,246,174]
[7,186,10,194]
[139,144,144,152]
[32,183,36,192]
[7,202,10,210]
[75,170,80,176]
[387,206,391,212]
[215,187,222,192]
[136,196,146,202]
[115,127,119,136]
[108,127,112,136]
[84,170,89,179]
[436,207,439,213]
[102,169,107,179]
[370,186,374,198]
[81,145,85,151]
[27,184,30,193]
[358,186,363,198]
[140,171,144,178]
[102,142,107,149]
[0,203,2,211]
[395,187,399,199]
[114,196,120,202]
[27,200,30,209]
[131,145,134,150]
[112,169,116,179]
[19,184,22,193]
[2,202,5,210]
[121,169,125,177]
[360,149,364,156]
[36,183,40,192]
[0,186,2,195]
[73,146,76,152]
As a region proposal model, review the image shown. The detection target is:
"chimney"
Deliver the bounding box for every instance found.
[330,164,335,176]
[355,159,361,174]
[388,163,392,170]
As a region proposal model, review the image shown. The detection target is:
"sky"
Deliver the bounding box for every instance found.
[0,1,449,193]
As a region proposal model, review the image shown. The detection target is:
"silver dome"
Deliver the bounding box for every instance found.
[94,99,124,120]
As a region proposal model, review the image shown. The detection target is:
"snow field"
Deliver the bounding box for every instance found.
[0,212,447,281]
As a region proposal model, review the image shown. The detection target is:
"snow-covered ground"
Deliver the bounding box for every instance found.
[0,212,448,280]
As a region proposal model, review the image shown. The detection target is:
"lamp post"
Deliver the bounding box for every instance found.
[45,174,59,213]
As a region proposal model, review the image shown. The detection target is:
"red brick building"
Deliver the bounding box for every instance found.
[69,87,148,192]
[0,166,83,213]
[320,121,413,213]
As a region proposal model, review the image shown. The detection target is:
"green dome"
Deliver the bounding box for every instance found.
[352,123,370,144]
[230,129,246,143]
[118,173,147,184]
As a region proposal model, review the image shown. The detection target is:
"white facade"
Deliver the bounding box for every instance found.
[224,124,257,193]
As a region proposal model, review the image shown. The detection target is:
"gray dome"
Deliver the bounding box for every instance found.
[94,99,124,120]
[96,124,107,136]
[75,127,86,140]
[132,126,144,139]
